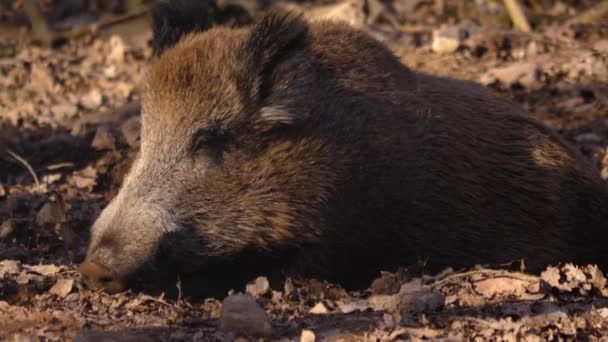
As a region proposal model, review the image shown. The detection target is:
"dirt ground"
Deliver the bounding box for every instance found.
[1,0,608,340]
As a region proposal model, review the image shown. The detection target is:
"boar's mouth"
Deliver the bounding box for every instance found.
[122,228,293,299]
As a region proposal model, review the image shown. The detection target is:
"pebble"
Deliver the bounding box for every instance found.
[80,89,103,110]
[218,294,272,338]
[300,329,316,342]
[431,25,473,54]
[246,276,270,297]
[432,34,460,54]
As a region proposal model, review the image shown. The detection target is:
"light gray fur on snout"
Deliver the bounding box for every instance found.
[85,155,181,279]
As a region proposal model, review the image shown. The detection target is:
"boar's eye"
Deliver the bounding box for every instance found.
[192,129,232,159]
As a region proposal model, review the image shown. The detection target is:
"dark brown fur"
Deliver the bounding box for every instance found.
[79,3,608,294]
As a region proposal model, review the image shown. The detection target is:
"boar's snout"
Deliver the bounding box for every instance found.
[79,258,126,294]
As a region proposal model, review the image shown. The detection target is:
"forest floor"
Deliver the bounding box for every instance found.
[1,0,608,340]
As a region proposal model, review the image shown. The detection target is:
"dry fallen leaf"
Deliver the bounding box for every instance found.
[0,219,15,239]
[50,279,74,298]
[70,166,98,190]
[338,299,372,314]
[91,126,116,151]
[474,277,531,298]
[28,264,61,276]
[309,302,329,314]
[0,260,21,277]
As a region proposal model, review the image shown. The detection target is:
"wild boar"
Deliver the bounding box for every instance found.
[79,1,608,294]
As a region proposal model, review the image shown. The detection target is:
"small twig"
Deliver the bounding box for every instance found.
[46,162,74,171]
[504,0,532,32]
[7,149,41,191]
[176,275,183,305]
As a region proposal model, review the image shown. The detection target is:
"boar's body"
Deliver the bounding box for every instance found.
[79,3,608,294]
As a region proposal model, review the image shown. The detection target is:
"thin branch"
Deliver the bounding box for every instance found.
[504,0,532,32]
[7,149,41,191]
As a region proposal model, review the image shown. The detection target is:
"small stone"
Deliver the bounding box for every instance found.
[91,126,116,151]
[80,90,103,110]
[246,276,270,297]
[300,329,316,342]
[309,302,329,314]
[218,294,272,338]
[432,34,460,54]
[431,25,471,54]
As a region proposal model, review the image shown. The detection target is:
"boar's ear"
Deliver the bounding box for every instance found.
[239,10,310,126]
[151,0,218,56]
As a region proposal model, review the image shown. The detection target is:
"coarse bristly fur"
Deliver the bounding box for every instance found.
[79,0,608,295]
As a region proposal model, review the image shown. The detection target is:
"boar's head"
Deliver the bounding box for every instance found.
[79,6,341,294]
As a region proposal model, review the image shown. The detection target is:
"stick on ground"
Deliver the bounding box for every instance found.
[504,0,532,32]
[7,149,41,192]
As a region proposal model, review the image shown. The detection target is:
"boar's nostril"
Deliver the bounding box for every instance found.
[78,259,125,293]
